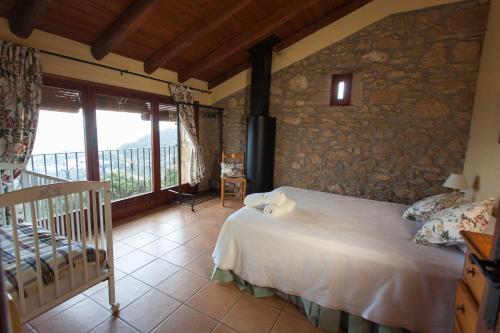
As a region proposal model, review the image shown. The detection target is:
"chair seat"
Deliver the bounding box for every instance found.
[221,152,246,206]
[221,176,246,183]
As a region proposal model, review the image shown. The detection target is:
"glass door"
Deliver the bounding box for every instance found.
[95,94,152,200]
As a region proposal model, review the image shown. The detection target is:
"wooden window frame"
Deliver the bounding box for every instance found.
[42,74,195,221]
[330,73,353,106]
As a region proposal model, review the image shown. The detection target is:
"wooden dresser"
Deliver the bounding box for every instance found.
[454,231,494,333]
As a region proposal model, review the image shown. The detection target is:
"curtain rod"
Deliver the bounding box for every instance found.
[40,50,211,94]
[174,100,223,111]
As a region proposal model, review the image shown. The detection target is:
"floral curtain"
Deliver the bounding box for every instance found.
[169,83,205,186]
[0,41,42,193]
[0,41,42,167]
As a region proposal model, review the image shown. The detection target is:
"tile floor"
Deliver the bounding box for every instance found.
[22,199,326,333]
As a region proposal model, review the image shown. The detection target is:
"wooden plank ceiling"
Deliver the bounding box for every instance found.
[0,0,372,88]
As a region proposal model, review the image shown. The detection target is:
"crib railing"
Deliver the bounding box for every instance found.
[1,168,64,193]
[1,168,66,226]
[21,170,66,186]
[0,179,118,322]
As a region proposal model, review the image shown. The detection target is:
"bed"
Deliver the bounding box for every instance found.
[0,168,118,323]
[212,186,465,333]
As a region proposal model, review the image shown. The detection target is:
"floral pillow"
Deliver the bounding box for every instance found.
[221,163,243,178]
[402,192,464,222]
[414,199,494,246]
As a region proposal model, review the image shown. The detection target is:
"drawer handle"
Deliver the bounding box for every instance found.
[466,267,475,277]
[456,304,465,313]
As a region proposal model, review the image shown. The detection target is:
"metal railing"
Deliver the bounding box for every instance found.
[27,146,179,201]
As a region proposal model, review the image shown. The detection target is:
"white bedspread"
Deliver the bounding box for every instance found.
[213,186,464,333]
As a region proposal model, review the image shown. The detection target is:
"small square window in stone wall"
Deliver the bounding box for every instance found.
[330,73,353,106]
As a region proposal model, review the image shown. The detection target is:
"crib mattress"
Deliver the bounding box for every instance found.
[1,222,107,298]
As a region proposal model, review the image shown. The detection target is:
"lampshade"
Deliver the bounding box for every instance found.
[443,173,469,191]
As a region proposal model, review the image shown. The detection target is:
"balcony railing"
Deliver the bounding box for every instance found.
[28,146,178,201]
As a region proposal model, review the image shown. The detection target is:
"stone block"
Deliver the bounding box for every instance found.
[361,51,390,62]
[288,74,308,92]
[415,99,450,119]
[446,5,489,32]
[452,41,481,62]
[370,90,399,105]
[420,43,447,68]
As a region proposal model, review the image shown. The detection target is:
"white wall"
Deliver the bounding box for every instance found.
[463,0,500,204]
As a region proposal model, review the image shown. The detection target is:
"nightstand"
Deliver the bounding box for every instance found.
[454,231,493,333]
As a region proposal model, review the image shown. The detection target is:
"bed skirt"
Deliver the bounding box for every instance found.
[212,268,411,333]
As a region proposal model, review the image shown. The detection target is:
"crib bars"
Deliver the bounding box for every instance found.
[0,169,119,323]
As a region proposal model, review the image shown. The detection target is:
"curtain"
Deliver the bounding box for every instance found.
[0,41,42,193]
[0,41,42,168]
[169,83,205,186]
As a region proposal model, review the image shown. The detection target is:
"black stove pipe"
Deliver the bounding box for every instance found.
[246,36,279,194]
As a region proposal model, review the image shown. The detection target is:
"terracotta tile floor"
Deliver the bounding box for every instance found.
[23,199,325,333]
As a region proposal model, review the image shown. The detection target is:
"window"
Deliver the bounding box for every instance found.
[330,73,353,106]
[28,86,87,180]
[95,94,152,200]
[35,76,192,218]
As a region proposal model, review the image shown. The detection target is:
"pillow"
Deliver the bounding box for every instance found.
[414,199,494,246]
[221,163,243,178]
[484,216,497,235]
[402,192,464,222]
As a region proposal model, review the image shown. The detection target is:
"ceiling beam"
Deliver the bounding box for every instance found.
[9,0,52,38]
[178,0,321,83]
[275,0,374,52]
[91,0,160,60]
[144,0,252,74]
[208,60,251,89]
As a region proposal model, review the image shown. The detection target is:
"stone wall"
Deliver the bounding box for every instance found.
[214,0,489,204]
[198,107,223,191]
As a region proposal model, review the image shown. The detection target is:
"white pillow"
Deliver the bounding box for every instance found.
[414,199,494,246]
[403,192,464,222]
[221,162,243,178]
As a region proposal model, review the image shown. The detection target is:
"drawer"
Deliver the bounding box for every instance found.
[463,250,486,301]
[454,279,478,333]
[453,319,463,333]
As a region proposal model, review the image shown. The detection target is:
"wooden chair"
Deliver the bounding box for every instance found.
[221,152,246,206]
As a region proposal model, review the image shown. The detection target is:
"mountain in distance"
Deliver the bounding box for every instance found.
[120,127,178,149]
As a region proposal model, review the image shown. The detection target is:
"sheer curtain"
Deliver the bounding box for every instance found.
[168,83,205,186]
[0,41,42,192]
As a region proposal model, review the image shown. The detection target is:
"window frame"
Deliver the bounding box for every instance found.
[330,73,353,106]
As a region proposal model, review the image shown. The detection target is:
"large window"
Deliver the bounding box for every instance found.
[96,94,152,200]
[28,86,87,180]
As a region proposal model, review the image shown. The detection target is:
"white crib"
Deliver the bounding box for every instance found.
[0,167,119,323]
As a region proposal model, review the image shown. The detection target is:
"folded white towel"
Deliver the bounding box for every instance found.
[244,189,287,207]
[263,199,296,217]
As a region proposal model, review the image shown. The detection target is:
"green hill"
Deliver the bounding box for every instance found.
[120,127,177,149]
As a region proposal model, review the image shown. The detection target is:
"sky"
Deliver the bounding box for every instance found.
[32,109,175,154]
